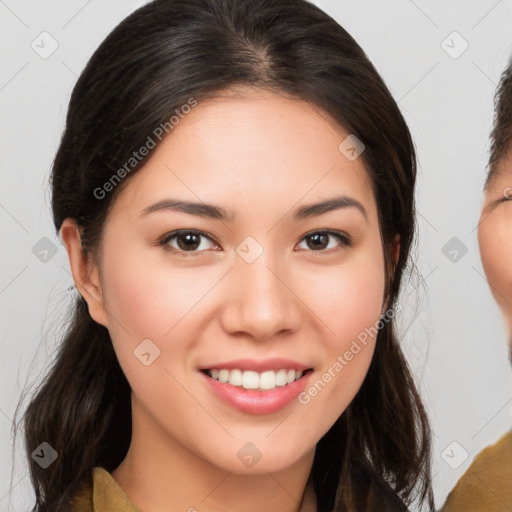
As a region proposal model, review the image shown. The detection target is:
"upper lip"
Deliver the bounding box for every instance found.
[198,358,312,372]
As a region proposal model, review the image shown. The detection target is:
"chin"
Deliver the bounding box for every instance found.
[206,442,312,475]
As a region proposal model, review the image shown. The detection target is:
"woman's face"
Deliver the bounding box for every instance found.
[85,88,388,473]
[479,155,512,347]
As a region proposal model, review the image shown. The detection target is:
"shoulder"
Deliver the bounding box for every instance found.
[68,467,141,512]
[442,431,512,512]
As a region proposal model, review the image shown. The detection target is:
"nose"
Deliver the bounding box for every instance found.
[219,250,303,342]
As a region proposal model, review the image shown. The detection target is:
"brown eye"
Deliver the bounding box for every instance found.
[297,231,351,252]
[159,230,217,254]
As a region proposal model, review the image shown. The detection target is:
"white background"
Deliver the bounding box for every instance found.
[1,1,511,510]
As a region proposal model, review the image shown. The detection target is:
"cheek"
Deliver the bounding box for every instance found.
[479,217,512,319]
[300,248,386,342]
[98,244,225,380]
[98,250,216,434]
[101,248,214,336]
[295,248,385,405]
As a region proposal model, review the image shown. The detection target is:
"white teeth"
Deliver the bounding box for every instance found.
[206,368,307,390]
[275,369,287,386]
[229,369,243,387]
[242,371,259,389]
[259,370,276,390]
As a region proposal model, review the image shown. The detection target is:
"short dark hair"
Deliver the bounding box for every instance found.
[485,55,512,189]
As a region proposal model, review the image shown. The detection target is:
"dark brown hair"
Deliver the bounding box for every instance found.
[18,0,433,510]
[485,55,512,188]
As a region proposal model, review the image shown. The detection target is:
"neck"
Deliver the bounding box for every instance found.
[112,401,317,512]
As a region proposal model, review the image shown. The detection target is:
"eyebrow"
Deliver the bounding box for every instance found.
[138,195,368,222]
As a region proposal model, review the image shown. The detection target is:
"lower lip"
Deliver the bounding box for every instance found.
[200,370,312,415]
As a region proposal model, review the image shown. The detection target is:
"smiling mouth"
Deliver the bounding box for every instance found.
[201,368,314,391]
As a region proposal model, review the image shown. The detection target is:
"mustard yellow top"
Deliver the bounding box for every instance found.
[68,461,408,511]
[70,467,318,511]
[442,431,512,512]
[69,467,140,512]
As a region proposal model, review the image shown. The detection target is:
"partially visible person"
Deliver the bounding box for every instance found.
[442,57,512,512]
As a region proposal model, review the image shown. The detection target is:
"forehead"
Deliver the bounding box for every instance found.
[114,88,377,220]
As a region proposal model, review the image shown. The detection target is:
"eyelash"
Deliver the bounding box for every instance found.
[158,229,352,256]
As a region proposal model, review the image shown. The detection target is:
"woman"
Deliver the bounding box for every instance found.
[20,0,433,510]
